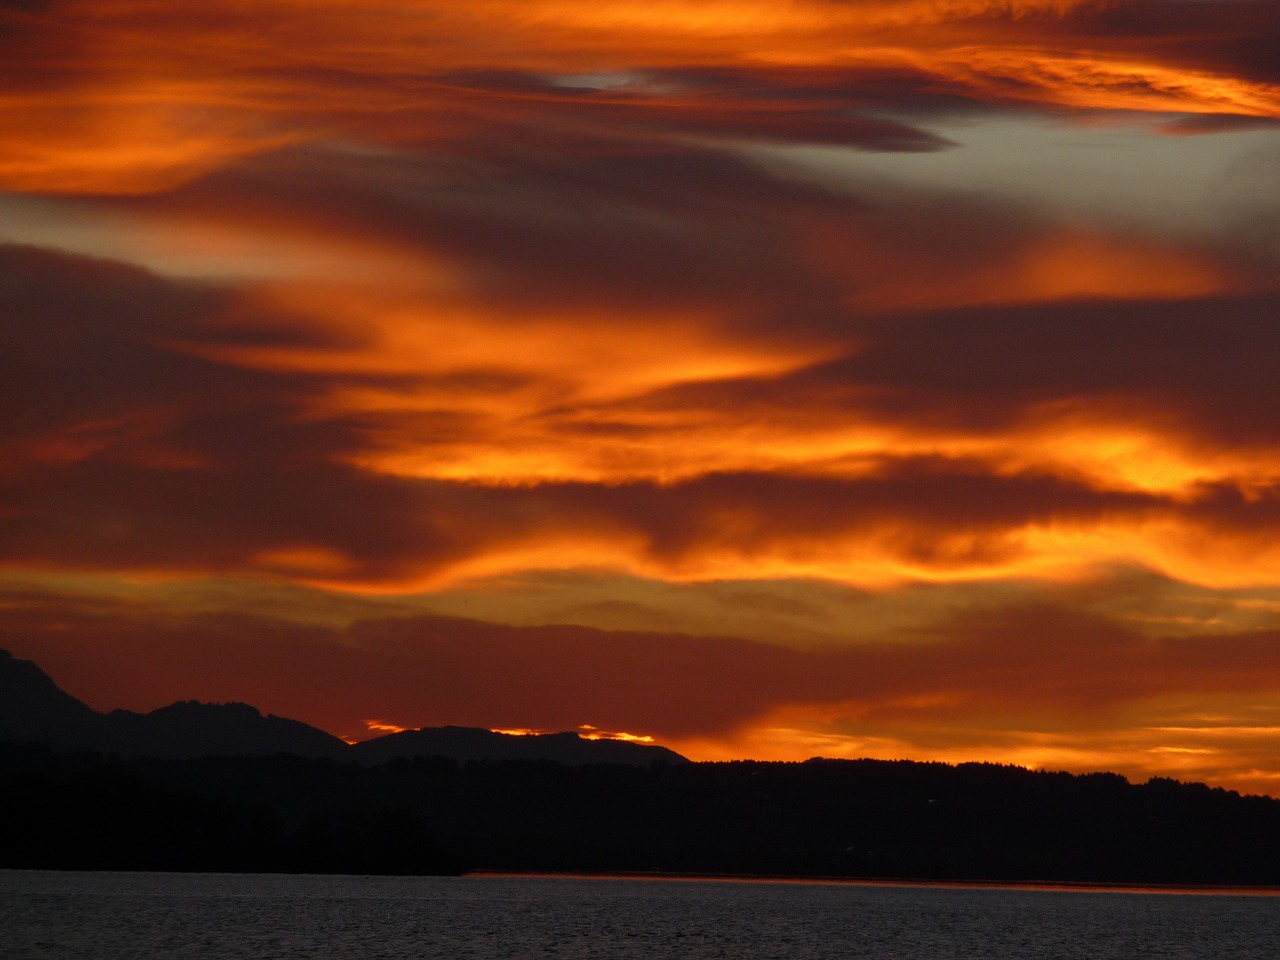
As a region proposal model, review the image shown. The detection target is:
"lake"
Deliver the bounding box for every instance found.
[3,870,1278,959]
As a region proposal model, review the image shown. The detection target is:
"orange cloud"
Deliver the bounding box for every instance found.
[7,241,1280,594]
[3,0,1277,195]
[5,0,1280,797]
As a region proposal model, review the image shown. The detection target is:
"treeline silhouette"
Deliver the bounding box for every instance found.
[4,742,1280,884]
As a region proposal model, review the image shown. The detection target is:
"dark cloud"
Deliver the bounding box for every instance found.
[435,66,958,150]
[1075,1,1280,86]
[117,140,858,322]
[557,463,1154,570]
[0,243,374,474]
[123,131,1066,339]
[1159,114,1280,136]
[0,244,427,576]
[641,64,988,114]
[0,430,1221,585]
[632,289,1280,447]
[844,292,1280,445]
[0,0,57,12]
[1,244,231,440]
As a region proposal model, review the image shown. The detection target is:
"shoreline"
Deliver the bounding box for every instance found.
[7,866,1280,894]
[465,868,1280,896]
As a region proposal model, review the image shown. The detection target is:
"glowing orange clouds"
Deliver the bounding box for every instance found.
[4,0,1277,195]
[5,0,1280,795]
[919,49,1280,119]
[667,705,1280,798]
[3,98,295,200]
[364,720,409,735]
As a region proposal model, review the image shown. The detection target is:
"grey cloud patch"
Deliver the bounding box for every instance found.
[432,65,957,151]
[1159,114,1280,136]
[138,141,864,321]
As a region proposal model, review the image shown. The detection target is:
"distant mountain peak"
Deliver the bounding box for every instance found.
[0,649,101,743]
[0,648,346,760]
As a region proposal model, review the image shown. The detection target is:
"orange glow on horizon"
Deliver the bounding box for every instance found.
[579,724,656,743]
[364,720,410,735]
[490,727,548,737]
[488,724,657,743]
[666,708,1280,798]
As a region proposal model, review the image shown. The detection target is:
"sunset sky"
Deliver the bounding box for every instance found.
[4,0,1280,794]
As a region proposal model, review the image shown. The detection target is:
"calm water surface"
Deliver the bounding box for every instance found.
[3,870,1278,959]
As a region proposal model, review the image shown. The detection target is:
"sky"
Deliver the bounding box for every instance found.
[4,0,1280,794]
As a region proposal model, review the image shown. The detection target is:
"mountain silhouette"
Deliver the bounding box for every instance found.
[102,701,351,760]
[0,648,687,766]
[0,648,103,748]
[351,725,689,767]
[0,649,346,759]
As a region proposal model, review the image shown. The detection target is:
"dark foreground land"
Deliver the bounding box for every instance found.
[4,742,1280,885]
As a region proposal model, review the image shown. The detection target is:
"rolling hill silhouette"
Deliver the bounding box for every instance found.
[0,648,687,765]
